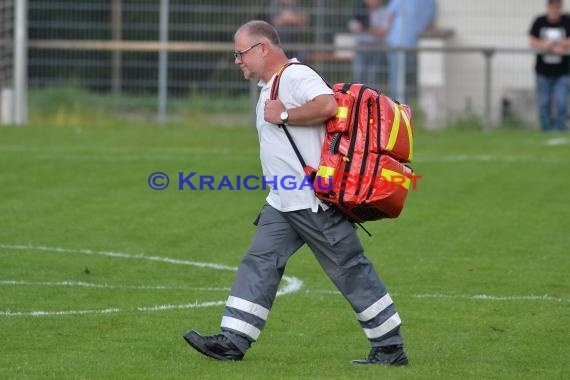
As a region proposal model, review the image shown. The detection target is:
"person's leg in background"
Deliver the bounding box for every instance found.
[536,74,554,131]
[388,51,401,101]
[353,51,368,84]
[553,74,569,131]
[367,50,387,90]
[405,51,418,104]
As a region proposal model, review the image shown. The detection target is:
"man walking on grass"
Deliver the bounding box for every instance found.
[182,20,408,366]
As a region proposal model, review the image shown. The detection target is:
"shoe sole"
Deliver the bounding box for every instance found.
[182,331,242,361]
[352,352,409,366]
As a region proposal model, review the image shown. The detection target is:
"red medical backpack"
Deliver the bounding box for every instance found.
[271,63,415,223]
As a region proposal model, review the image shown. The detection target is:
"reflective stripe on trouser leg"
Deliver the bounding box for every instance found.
[282,207,404,346]
[226,296,270,320]
[221,204,304,341]
[362,313,401,339]
[220,296,269,340]
[356,293,401,340]
[221,316,261,340]
[356,293,393,322]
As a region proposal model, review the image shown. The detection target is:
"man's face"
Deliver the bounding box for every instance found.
[547,1,563,22]
[234,32,264,81]
[365,0,382,9]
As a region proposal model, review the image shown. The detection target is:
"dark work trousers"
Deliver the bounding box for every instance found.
[221,203,404,353]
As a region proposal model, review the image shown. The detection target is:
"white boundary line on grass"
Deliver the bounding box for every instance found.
[1,301,229,317]
[306,289,568,303]
[0,243,303,317]
[417,154,566,164]
[545,137,568,146]
[0,243,238,270]
[0,280,231,291]
[1,244,567,317]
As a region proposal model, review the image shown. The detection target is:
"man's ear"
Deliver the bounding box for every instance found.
[261,42,269,57]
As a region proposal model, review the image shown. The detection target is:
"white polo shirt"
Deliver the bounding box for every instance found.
[256,60,334,212]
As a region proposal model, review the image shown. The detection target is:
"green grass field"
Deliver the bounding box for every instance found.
[0,122,568,379]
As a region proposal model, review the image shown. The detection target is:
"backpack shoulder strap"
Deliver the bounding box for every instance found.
[269,61,304,101]
[270,62,331,100]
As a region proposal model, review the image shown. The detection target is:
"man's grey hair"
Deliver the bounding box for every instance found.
[235,20,281,46]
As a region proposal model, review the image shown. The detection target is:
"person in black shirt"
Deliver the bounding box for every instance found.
[348,0,390,89]
[529,0,570,131]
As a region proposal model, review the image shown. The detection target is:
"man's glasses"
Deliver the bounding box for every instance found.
[233,42,262,61]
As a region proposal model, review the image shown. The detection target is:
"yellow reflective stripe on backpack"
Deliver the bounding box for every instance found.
[336,106,349,119]
[386,103,413,162]
[386,102,401,152]
[317,166,335,178]
[399,106,413,162]
[380,168,411,190]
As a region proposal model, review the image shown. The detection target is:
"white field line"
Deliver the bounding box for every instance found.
[0,243,237,271]
[0,243,303,317]
[416,154,566,164]
[35,153,565,163]
[3,143,566,163]
[1,301,227,317]
[2,243,566,318]
[545,137,569,146]
[305,289,568,303]
[0,280,230,292]
[32,153,255,162]
[407,293,566,302]
[0,146,258,161]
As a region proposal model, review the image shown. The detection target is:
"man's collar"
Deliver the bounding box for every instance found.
[258,58,300,88]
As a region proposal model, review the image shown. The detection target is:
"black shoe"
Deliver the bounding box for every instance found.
[352,345,408,366]
[183,330,244,361]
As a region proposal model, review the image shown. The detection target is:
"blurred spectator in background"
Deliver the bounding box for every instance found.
[529,0,570,131]
[268,0,309,59]
[348,0,390,89]
[385,0,436,103]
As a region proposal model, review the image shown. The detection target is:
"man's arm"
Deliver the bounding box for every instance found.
[529,35,555,50]
[264,94,338,126]
[529,35,570,55]
[556,19,570,51]
[370,23,390,39]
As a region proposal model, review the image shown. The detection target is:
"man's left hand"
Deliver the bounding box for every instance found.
[264,100,286,125]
